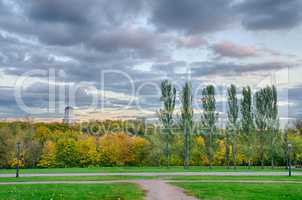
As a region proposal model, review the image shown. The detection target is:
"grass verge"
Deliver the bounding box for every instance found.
[0,183,145,200]
[0,175,155,182]
[174,182,302,200]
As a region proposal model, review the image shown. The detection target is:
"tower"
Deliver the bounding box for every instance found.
[63,106,74,124]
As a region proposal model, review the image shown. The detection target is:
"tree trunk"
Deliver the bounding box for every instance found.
[209,131,213,169]
[166,133,170,168]
[225,141,230,168]
[248,141,252,169]
[232,140,237,169]
[260,139,264,169]
[184,127,189,169]
[270,129,274,169]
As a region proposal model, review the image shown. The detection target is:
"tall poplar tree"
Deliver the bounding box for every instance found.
[227,84,239,169]
[267,85,279,168]
[240,86,255,168]
[158,80,176,168]
[255,88,267,168]
[201,85,218,168]
[181,82,193,169]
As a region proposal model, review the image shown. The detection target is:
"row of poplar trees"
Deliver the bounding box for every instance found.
[159,80,279,169]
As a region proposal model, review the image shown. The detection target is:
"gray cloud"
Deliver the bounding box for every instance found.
[176,35,208,49]
[150,0,236,34]
[0,0,301,120]
[211,41,258,58]
[236,0,302,30]
[191,61,292,77]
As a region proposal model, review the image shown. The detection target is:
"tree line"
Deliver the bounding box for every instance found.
[0,82,301,168]
[159,80,290,169]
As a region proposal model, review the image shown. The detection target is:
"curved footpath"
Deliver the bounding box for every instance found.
[0,171,301,178]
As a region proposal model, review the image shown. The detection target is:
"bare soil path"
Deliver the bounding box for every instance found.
[136,180,198,200]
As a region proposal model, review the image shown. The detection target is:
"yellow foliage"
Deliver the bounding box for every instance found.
[9,159,24,168]
[213,140,226,165]
[132,136,150,165]
[37,141,57,168]
[191,136,207,166]
[76,136,99,167]
[35,126,49,142]
[99,133,134,166]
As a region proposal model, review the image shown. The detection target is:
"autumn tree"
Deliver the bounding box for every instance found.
[76,136,99,167]
[55,138,79,167]
[181,82,193,169]
[158,80,176,168]
[37,141,57,168]
[0,127,14,168]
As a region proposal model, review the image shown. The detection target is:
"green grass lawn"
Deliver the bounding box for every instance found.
[0,175,156,182]
[0,183,145,200]
[174,182,302,200]
[1,175,301,182]
[167,175,302,181]
[0,166,292,174]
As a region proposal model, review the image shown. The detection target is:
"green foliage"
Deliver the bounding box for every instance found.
[181,82,193,168]
[240,86,257,167]
[0,84,300,169]
[255,85,280,168]
[227,84,239,168]
[158,80,176,129]
[55,137,79,167]
[201,85,218,168]
[158,80,177,167]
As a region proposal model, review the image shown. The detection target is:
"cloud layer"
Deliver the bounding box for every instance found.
[0,0,301,121]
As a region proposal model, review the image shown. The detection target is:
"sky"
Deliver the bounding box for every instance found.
[0,0,301,125]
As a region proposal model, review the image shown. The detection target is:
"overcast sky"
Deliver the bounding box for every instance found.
[0,0,301,123]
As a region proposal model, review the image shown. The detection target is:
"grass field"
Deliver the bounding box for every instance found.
[174,182,302,200]
[0,175,156,182]
[168,175,302,181]
[0,183,145,200]
[0,175,302,182]
[0,167,300,200]
[0,166,293,174]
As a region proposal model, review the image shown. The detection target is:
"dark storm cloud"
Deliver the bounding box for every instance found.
[27,0,92,24]
[150,0,236,34]
[88,27,170,60]
[0,0,147,46]
[236,0,302,30]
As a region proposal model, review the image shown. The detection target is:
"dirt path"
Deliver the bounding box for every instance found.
[1,171,301,178]
[136,180,198,200]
